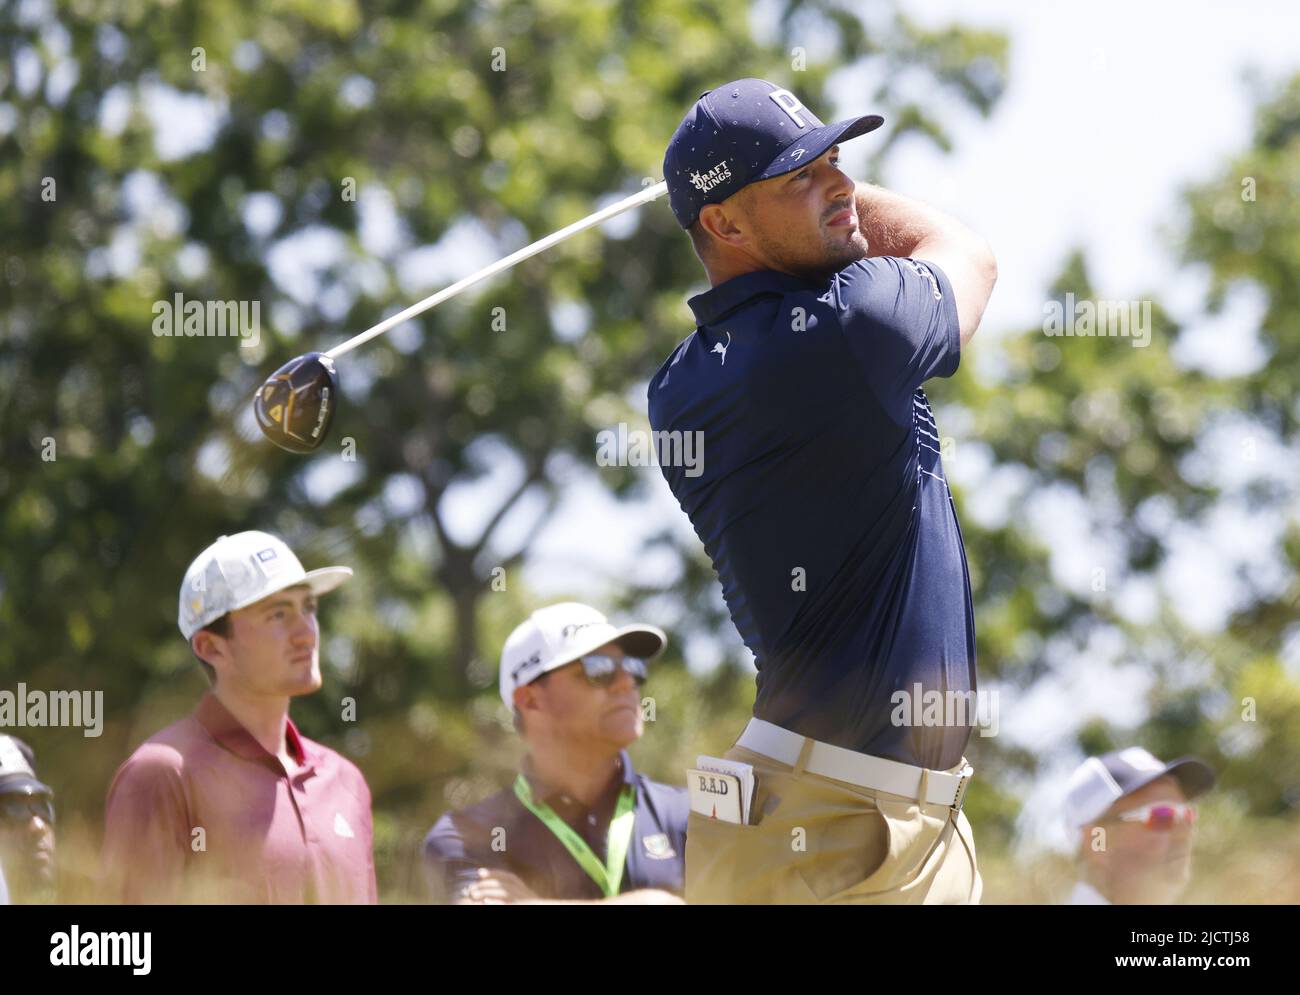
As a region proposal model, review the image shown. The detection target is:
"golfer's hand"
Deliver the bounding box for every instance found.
[455,867,538,904]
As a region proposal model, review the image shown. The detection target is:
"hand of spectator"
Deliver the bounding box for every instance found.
[455,866,539,904]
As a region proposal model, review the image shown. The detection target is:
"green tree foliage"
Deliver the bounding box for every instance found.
[0,0,1007,899]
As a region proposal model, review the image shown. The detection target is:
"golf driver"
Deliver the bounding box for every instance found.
[254,180,669,453]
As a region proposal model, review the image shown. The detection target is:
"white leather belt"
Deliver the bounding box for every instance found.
[736,718,974,810]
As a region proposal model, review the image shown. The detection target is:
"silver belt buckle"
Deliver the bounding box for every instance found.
[950,763,974,812]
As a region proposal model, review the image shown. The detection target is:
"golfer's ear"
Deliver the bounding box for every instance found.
[699,203,746,249]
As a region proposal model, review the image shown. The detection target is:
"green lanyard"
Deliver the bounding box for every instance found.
[513,774,637,898]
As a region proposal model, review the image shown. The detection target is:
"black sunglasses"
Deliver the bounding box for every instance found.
[0,794,55,825]
[564,654,648,689]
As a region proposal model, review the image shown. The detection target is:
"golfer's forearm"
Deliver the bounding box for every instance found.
[854,182,980,260]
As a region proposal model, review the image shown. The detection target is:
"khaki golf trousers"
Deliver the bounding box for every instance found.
[685,742,982,904]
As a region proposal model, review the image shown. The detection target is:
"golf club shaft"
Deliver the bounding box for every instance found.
[324,181,669,360]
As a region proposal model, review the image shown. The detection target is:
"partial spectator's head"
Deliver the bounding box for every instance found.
[1066,747,1215,904]
[501,603,666,755]
[179,531,352,698]
[664,79,882,282]
[0,735,55,902]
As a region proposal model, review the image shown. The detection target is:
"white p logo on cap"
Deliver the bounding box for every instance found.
[768,88,809,128]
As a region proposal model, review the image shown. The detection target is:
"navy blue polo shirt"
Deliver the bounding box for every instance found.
[423,750,687,902]
[647,256,976,770]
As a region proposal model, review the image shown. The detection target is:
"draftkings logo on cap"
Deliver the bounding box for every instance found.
[177,530,353,640]
[662,77,883,229]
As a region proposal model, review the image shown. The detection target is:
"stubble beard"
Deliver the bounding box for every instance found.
[756,219,868,282]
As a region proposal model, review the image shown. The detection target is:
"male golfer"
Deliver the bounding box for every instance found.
[650,79,997,903]
[101,531,377,903]
[1064,747,1214,904]
[424,602,687,904]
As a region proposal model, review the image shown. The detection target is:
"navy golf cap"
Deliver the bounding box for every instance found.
[663,77,883,229]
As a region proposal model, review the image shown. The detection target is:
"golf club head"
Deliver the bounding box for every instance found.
[253,352,339,454]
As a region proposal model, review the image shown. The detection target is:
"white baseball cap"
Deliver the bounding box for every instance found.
[1064,747,1215,829]
[499,602,667,707]
[0,735,51,797]
[178,531,353,640]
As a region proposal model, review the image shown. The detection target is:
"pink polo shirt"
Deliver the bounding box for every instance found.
[101,692,377,904]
